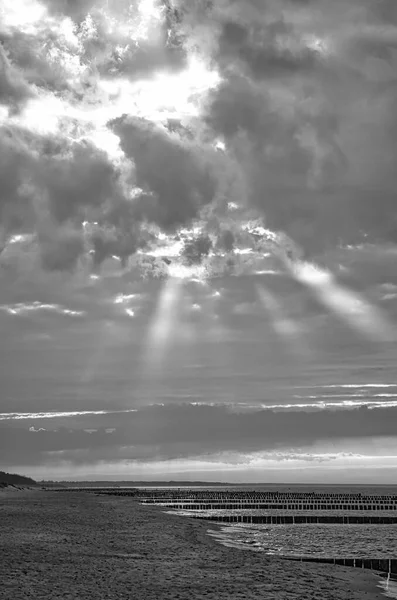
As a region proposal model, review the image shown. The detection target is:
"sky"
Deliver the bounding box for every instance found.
[1,0,397,482]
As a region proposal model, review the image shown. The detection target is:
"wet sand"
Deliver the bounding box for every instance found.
[0,489,385,599]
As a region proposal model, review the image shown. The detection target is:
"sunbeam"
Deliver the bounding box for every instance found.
[144,276,184,371]
[284,259,396,343]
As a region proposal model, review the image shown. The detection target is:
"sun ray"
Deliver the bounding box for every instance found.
[284,259,396,343]
[144,276,185,372]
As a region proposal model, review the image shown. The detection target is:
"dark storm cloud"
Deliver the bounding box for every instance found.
[0,30,77,94]
[89,222,150,267]
[168,0,397,254]
[110,116,219,230]
[38,225,86,272]
[0,45,35,111]
[0,127,37,236]
[2,403,396,466]
[0,126,117,227]
[0,124,143,269]
[36,139,120,223]
[40,0,99,21]
[215,18,320,80]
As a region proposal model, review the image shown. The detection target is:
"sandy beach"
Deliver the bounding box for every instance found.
[0,489,386,600]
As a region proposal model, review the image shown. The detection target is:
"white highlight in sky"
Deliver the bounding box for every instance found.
[0,0,46,34]
[2,39,221,160]
[97,56,221,124]
[167,262,207,281]
[303,384,397,389]
[294,393,397,399]
[0,302,84,317]
[8,234,32,244]
[114,294,137,304]
[0,409,137,421]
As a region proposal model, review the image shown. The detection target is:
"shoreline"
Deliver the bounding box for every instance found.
[0,489,387,599]
[173,511,389,598]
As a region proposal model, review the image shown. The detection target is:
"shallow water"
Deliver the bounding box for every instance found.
[205,524,397,599]
[378,575,397,599]
[204,522,397,557]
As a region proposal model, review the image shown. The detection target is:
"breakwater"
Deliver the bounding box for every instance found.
[188,513,397,524]
[285,556,397,577]
[56,488,397,522]
[83,489,397,507]
[145,502,397,510]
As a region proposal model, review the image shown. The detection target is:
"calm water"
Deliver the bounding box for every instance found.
[203,519,397,599]
[204,522,397,557]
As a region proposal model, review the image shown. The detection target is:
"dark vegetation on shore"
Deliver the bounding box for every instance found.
[0,471,36,487]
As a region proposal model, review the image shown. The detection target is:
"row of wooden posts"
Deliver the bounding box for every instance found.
[285,556,397,576]
[189,513,397,524]
[144,502,397,510]
[53,488,397,503]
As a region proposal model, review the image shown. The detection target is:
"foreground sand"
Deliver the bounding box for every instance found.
[0,490,385,600]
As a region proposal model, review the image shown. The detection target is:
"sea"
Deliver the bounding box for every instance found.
[144,484,397,599]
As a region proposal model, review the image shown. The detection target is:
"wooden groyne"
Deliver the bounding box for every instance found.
[55,489,397,515]
[134,491,397,502]
[53,488,397,506]
[148,502,397,510]
[285,556,397,576]
[188,513,397,524]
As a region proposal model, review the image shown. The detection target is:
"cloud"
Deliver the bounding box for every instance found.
[0,124,122,225]
[0,126,38,237]
[0,301,84,317]
[40,0,99,21]
[0,409,137,420]
[37,141,121,223]
[38,0,187,82]
[0,25,83,96]
[0,44,35,111]
[109,116,219,230]
[2,403,397,466]
[38,225,86,271]
[175,0,397,254]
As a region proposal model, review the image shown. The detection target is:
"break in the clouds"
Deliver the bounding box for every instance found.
[1,0,397,480]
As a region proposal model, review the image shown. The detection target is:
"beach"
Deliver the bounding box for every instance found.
[0,489,387,600]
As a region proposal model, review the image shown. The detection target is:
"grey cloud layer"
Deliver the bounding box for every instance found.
[193,0,397,252]
[110,116,219,230]
[1,403,396,466]
[0,45,35,110]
